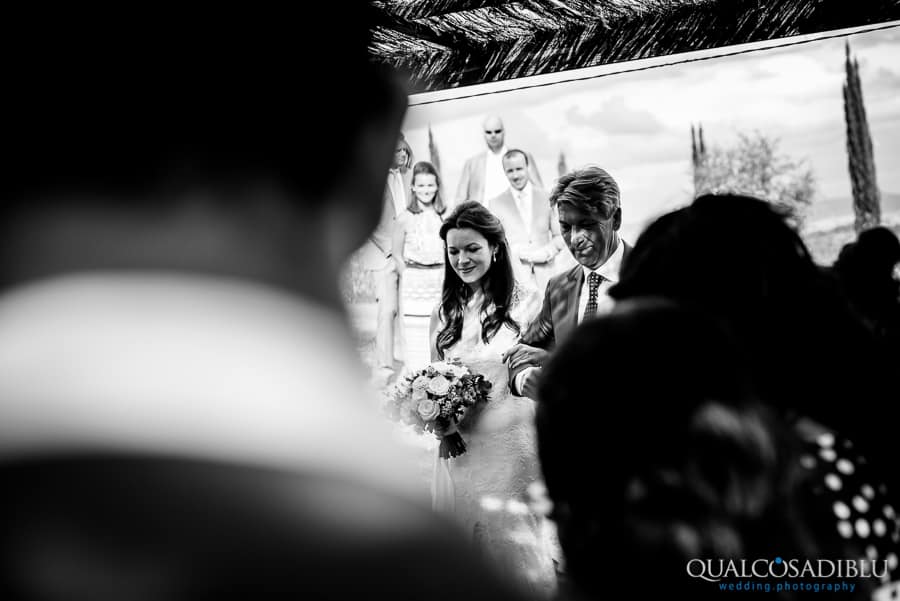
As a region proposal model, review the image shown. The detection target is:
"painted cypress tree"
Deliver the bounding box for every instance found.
[428,125,442,178]
[843,42,880,233]
[557,151,568,178]
[691,124,698,166]
[699,124,706,158]
[691,123,707,195]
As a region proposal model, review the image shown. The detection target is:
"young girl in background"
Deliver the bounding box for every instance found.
[393,161,447,319]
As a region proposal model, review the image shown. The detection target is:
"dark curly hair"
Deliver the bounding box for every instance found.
[435,201,519,358]
[610,193,896,484]
[536,298,815,600]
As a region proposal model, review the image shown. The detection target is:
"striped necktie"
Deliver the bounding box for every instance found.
[584,272,602,321]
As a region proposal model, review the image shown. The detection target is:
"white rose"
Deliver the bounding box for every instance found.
[417,399,440,421]
[412,388,428,402]
[412,375,430,391]
[426,375,451,396]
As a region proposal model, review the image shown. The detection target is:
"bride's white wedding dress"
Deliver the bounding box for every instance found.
[433,285,557,597]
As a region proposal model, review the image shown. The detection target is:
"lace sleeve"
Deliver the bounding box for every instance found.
[510,282,542,335]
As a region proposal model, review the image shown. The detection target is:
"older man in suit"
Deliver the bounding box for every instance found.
[489,149,564,293]
[455,116,542,206]
[504,166,630,399]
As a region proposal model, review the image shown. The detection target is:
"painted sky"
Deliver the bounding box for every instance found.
[401,25,900,242]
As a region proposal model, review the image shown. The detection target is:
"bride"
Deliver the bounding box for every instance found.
[428,201,556,596]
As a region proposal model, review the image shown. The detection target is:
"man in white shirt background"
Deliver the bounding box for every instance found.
[455,115,543,207]
[488,149,564,293]
[503,166,631,399]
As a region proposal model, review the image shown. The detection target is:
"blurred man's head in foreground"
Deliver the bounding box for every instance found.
[2,11,407,307]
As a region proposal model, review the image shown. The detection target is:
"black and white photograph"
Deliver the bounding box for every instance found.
[2,3,899,600]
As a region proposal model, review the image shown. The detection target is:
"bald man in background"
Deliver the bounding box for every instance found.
[456,116,543,208]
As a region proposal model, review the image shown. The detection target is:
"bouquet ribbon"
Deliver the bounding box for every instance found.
[431,453,455,513]
[438,431,466,459]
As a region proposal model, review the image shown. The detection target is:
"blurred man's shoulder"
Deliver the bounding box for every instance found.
[1,453,530,600]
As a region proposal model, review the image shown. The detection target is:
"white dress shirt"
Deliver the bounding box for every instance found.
[512,182,533,230]
[483,146,509,207]
[577,239,624,323]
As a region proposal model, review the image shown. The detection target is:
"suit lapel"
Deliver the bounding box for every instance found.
[500,190,526,232]
[557,264,583,343]
[551,243,628,344]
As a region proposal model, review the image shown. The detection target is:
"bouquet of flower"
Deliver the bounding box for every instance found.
[385,360,492,458]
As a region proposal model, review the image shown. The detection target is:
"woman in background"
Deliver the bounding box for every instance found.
[393,161,447,318]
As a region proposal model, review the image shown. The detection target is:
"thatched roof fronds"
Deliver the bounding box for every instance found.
[370,0,900,92]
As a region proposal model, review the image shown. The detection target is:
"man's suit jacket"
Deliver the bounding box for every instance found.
[455,150,543,204]
[489,186,564,288]
[509,243,631,394]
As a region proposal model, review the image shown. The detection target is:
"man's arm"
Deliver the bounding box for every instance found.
[508,288,555,396]
[521,284,555,349]
[391,215,407,274]
[514,367,541,399]
[504,345,546,398]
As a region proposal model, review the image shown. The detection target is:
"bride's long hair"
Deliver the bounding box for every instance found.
[435,201,519,359]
